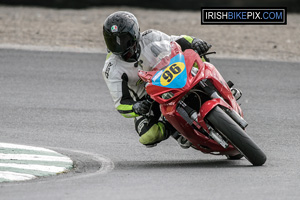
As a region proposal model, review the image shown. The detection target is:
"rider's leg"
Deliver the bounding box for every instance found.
[134,101,169,147]
[135,117,169,147]
[134,101,192,148]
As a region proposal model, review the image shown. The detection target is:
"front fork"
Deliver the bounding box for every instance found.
[176,99,230,149]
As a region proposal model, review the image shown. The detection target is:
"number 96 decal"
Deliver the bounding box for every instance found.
[160,62,185,86]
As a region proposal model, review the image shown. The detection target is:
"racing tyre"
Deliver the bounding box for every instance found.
[206,106,267,166]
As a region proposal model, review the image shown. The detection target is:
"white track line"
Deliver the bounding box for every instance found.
[0,43,105,53]
[0,163,67,173]
[0,171,35,181]
[0,153,72,163]
[0,143,58,153]
[0,144,114,183]
[49,148,114,182]
[0,143,74,182]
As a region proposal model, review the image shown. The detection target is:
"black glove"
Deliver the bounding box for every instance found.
[191,38,212,55]
[132,100,151,115]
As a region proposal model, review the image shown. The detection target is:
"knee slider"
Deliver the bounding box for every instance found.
[135,117,166,145]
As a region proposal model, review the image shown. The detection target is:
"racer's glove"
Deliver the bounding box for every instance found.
[132,100,151,115]
[191,38,212,55]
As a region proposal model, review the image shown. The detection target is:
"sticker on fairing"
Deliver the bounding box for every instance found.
[152,53,187,89]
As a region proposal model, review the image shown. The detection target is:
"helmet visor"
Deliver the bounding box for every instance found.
[120,42,139,62]
[104,32,136,54]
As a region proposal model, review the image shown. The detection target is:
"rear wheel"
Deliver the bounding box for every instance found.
[206,106,267,166]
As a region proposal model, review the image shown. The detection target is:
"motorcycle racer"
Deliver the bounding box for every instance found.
[102,11,221,148]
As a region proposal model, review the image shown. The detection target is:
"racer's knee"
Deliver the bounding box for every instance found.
[135,117,169,146]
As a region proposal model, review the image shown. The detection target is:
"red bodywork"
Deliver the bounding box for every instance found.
[138,42,243,155]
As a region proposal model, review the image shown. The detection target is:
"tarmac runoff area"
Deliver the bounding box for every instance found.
[0,143,73,183]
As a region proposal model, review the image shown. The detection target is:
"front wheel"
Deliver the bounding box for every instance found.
[206,106,267,166]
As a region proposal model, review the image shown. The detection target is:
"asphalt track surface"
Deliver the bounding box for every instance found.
[0,49,299,200]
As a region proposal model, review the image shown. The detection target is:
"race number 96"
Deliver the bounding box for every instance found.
[160,62,185,86]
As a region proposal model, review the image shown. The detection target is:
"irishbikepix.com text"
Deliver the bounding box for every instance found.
[201,8,287,25]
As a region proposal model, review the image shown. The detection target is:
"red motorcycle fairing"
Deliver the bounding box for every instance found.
[138,42,242,155]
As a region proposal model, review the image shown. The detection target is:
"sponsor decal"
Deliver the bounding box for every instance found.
[137,118,148,134]
[105,62,113,79]
[142,30,153,37]
[152,70,163,82]
[111,25,118,32]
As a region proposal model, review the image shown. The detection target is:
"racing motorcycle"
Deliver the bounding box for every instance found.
[138,41,266,166]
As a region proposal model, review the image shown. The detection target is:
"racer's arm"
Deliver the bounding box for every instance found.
[116,73,150,117]
[173,35,211,60]
[102,55,149,118]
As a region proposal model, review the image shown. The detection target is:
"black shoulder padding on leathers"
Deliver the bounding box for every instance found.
[175,38,193,51]
[120,73,136,105]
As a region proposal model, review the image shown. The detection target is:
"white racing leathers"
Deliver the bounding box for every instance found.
[102,29,185,118]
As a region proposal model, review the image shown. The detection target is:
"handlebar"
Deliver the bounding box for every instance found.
[195,51,216,62]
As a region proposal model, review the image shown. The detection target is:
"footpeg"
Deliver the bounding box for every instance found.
[172,131,192,149]
[177,135,192,149]
[231,88,242,101]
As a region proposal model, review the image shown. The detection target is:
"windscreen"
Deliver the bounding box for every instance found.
[143,40,172,70]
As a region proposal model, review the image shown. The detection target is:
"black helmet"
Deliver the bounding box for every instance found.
[103,11,141,62]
